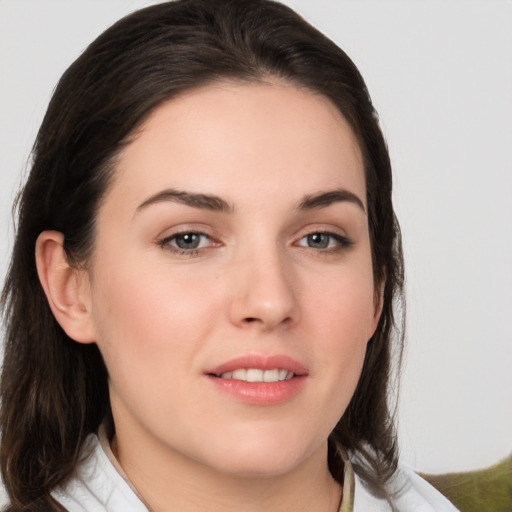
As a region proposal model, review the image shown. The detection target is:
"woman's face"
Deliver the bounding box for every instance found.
[84,82,380,477]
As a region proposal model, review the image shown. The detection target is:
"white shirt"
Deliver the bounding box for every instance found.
[51,434,459,512]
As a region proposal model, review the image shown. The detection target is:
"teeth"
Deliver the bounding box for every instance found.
[246,369,263,382]
[218,368,294,382]
[232,369,246,380]
[263,369,279,382]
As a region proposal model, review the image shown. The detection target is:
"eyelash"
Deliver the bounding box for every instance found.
[158,231,216,256]
[296,231,353,253]
[157,230,353,257]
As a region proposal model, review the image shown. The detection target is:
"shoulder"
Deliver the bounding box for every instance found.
[51,435,148,512]
[353,464,460,512]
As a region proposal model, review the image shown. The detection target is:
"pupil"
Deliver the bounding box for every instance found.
[176,233,200,249]
[308,233,329,248]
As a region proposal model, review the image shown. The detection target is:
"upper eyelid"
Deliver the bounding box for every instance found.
[156,226,349,239]
[155,222,352,243]
[164,231,210,240]
[161,228,210,238]
[295,231,352,244]
[293,224,350,239]
[156,225,216,241]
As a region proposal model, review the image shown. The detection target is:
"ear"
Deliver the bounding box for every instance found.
[35,231,96,344]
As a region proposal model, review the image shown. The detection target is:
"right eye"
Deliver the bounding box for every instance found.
[159,231,214,254]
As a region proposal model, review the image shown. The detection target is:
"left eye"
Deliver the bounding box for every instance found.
[163,232,212,251]
[296,232,346,249]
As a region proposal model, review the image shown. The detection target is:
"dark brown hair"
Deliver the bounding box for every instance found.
[1,0,404,509]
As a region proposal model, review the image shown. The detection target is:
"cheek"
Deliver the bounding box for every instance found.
[303,263,375,402]
[89,259,225,429]
[89,257,221,381]
[306,261,376,344]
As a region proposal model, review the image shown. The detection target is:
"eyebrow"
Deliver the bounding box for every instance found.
[135,187,365,215]
[297,189,366,213]
[136,189,234,214]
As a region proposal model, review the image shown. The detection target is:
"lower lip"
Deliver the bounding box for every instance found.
[207,375,307,405]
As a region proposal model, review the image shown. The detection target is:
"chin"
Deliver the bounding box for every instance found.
[213,453,305,479]
[200,428,324,478]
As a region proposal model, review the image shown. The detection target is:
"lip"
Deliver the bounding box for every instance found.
[205,354,308,406]
[205,354,309,377]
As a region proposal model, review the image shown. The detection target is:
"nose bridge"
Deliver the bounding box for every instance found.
[228,237,299,330]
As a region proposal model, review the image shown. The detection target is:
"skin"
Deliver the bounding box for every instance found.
[37,82,381,512]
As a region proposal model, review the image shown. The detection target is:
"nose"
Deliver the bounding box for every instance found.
[228,249,300,331]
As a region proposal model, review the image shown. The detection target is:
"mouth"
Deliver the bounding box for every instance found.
[210,368,295,382]
[204,354,308,405]
[205,354,308,381]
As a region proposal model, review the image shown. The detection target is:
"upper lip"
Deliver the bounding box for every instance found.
[206,354,309,377]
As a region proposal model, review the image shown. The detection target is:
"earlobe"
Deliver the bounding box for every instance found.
[35,231,96,344]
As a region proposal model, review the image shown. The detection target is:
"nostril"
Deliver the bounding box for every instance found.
[244,317,258,323]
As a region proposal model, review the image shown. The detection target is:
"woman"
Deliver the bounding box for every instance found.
[0,1,459,510]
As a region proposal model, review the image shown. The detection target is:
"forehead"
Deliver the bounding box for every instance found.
[106,81,366,212]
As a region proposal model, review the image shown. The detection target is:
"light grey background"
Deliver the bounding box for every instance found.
[1,0,511,475]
